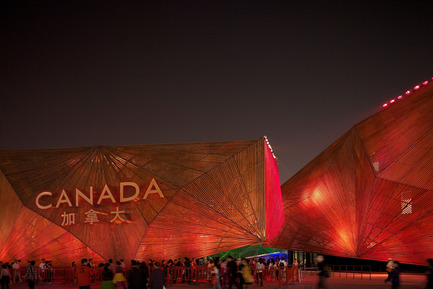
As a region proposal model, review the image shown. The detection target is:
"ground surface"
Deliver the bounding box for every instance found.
[9,272,427,289]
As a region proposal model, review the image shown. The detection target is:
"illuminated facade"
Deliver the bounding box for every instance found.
[0,139,283,265]
[268,80,433,265]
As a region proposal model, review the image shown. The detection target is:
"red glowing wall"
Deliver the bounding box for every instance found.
[269,80,433,266]
[0,139,282,265]
[264,142,284,241]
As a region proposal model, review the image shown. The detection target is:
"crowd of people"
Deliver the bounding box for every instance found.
[0,259,56,289]
[2,255,432,289]
[74,258,152,289]
[0,256,298,289]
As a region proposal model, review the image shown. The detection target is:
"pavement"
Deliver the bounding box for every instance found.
[8,272,427,289]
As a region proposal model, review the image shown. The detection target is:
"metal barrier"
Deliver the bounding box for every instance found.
[328,265,372,280]
[16,265,304,286]
[163,266,195,285]
[153,265,303,287]
[302,267,318,277]
[17,267,89,283]
[160,266,214,285]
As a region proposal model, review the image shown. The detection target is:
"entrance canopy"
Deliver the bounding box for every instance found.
[208,244,283,260]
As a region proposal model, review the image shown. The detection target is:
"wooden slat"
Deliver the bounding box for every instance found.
[268,82,433,266]
[0,139,275,264]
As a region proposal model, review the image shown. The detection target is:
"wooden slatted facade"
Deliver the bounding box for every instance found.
[0,139,283,265]
[268,81,433,266]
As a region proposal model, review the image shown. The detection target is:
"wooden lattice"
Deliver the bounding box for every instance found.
[268,81,433,266]
[0,139,283,265]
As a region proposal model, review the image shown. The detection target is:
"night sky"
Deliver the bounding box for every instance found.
[1,1,433,183]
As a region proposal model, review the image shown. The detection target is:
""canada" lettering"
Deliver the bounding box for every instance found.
[35,178,164,210]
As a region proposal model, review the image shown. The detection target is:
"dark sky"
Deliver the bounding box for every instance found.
[1,1,433,183]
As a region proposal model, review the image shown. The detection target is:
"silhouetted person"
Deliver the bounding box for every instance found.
[0,264,11,289]
[25,261,38,289]
[113,261,127,289]
[240,259,252,289]
[390,261,401,289]
[128,260,146,289]
[140,261,149,288]
[100,263,115,289]
[426,258,433,289]
[149,262,164,289]
[76,258,93,289]
[227,256,238,289]
[109,259,116,273]
[317,255,330,289]
[211,259,222,289]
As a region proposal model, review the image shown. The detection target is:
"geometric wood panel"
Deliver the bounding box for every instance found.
[0,139,283,265]
[268,80,433,266]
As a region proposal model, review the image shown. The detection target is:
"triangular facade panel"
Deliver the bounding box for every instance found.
[0,139,283,264]
[269,80,433,265]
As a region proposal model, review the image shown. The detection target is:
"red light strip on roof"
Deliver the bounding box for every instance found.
[263,136,278,160]
[382,77,432,108]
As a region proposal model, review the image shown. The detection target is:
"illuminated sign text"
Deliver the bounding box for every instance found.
[36,178,164,210]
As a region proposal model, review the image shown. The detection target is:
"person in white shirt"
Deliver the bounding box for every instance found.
[385,258,394,283]
[255,259,264,286]
[39,259,46,284]
[269,260,276,281]
[12,259,22,283]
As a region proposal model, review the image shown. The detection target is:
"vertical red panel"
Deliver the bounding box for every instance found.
[264,141,284,241]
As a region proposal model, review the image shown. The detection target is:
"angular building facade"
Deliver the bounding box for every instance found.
[269,80,433,265]
[0,139,283,265]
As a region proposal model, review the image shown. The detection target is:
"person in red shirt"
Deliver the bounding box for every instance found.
[75,259,93,289]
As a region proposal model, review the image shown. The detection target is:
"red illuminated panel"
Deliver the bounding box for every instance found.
[270,81,433,266]
[0,206,104,265]
[0,139,281,264]
[264,142,284,241]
